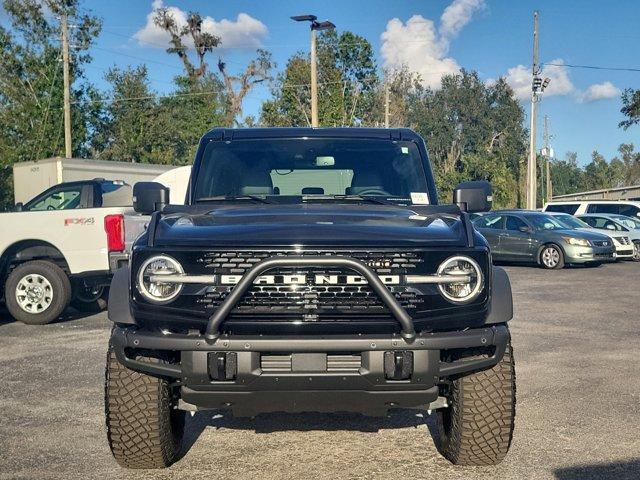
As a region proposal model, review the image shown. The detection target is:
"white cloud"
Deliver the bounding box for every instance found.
[440,0,485,39]
[503,59,575,101]
[580,81,621,103]
[380,1,484,89]
[134,1,268,50]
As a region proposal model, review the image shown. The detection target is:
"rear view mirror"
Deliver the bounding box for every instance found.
[453,181,492,213]
[133,182,169,214]
[315,156,335,167]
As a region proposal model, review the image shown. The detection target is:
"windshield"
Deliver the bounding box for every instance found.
[193,138,429,203]
[611,215,640,229]
[524,214,566,230]
[553,215,590,229]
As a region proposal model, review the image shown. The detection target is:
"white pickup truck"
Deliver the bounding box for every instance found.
[1,179,147,324]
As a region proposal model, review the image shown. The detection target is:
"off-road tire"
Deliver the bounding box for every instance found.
[436,340,516,466]
[105,346,185,469]
[5,260,71,325]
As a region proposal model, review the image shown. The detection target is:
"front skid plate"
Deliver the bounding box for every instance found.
[179,386,441,417]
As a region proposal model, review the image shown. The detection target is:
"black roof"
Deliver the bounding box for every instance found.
[201,127,423,142]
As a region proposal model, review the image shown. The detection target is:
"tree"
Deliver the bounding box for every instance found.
[218,49,273,126]
[406,71,526,207]
[261,30,378,127]
[91,66,163,163]
[619,88,640,130]
[152,6,271,126]
[153,9,220,82]
[0,0,101,210]
[549,152,585,197]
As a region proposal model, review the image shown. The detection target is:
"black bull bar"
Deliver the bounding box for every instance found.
[204,256,419,343]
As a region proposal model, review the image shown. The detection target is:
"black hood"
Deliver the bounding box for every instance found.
[152,204,468,248]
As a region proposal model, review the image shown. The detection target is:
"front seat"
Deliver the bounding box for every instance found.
[239,169,274,195]
[346,171,386,195]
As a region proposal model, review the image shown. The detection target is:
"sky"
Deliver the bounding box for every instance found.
[6,0,640,165]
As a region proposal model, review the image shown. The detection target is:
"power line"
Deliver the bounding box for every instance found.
[543,62,640,73]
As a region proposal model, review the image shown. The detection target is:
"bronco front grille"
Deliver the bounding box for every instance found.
[194,250,425,320]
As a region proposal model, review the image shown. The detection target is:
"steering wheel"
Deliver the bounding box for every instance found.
[354,188,388,196]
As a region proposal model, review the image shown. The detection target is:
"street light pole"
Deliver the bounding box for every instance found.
[310,27,318,127]
[291,15,336,128]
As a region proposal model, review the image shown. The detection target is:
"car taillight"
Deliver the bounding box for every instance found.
[104,214,125,252]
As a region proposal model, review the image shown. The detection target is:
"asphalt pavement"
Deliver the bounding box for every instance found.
[0,262,639,480]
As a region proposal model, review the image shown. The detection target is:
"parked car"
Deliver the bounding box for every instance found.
[576,213,640,261]
[473,210,615,269]
[548,212,634,260]
[0,179,148,324]
[543,200,640,218]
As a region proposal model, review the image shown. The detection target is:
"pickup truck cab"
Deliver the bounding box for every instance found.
[105,128,515,469]
[1,179,145,324]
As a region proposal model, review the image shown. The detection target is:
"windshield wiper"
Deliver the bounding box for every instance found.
[327,194,398,206]
[195,195,271,204]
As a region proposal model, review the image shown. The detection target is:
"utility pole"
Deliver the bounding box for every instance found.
[384,80,390,128]
[61,12,72,158]
[542,115,550,204]
[291,15,335,128]
[526,11,540,210]
[543,115,553,203]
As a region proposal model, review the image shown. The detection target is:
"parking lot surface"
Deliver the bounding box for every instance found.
[0,262,639,480]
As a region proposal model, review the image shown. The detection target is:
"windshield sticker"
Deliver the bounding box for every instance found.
[410,192,429,205]
[401,146,409,154]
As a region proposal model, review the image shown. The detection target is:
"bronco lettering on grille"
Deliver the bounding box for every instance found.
[219,274,401,285]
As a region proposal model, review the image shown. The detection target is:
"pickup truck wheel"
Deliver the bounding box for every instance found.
[436,340,516,466]
[5,260,71,325]
[71,284,107,312]
[105,346,185,469]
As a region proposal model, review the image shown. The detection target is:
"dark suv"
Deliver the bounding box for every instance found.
[105,128,515,469]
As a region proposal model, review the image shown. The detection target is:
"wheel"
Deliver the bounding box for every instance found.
[4,260,71,324]
[539,244,565,269]
[632,241,640,262]
[71,283,108,313]
[436,338,516,466]
[105,345,185,469]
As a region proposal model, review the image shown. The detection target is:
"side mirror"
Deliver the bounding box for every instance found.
[14,202,24,212]
[519,226,532,233]
[453,180,492,213]
[133,182,169,214]
[605,224,616,231]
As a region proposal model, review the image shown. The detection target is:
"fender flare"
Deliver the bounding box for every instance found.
[107,266,136,325]
[486,266,513,324]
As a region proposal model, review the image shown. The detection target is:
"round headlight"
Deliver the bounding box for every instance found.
[437,256,483,303]
[137,255,184,304]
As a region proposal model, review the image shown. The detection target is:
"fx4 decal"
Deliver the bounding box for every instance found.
[64,217,95,226]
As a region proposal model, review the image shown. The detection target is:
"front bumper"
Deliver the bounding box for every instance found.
[110,324,509,416]
[613,247,634,259]
[564,244,615,263]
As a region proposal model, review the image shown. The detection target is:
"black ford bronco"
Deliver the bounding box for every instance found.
[105,128,515,469]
